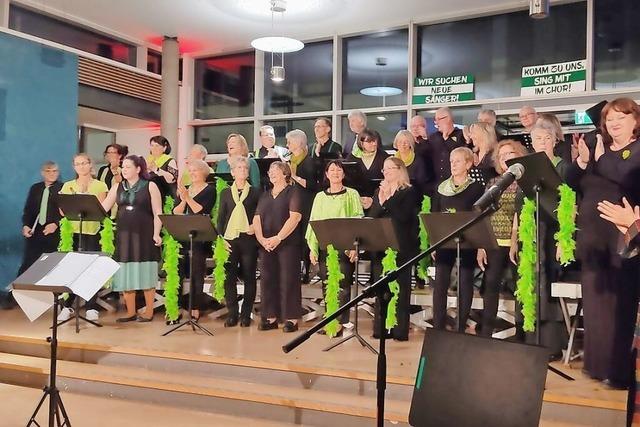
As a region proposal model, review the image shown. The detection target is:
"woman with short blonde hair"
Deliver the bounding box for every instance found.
[392,130,428,196]
[215,133,261,187]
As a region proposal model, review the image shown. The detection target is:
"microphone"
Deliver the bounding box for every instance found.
[473,163,525,212]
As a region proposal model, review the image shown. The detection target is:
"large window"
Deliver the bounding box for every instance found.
[340,112,407,150]
[342,29,408,109]
[418,2,587,99]
[264,41,333,115]
[9,5,136,65]
[194,123,254,155]
[194,52,255,119]
[594,0,640,89]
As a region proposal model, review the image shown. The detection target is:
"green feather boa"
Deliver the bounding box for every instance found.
[213,236,229,302]
[211,178,229,224]
[323,245,344,337]
[162,196,182,321]
[417,196,432,280]
[382,248,400,329]
[516,198,537,332]
[554,184,577,266]
[99,218,115,255]
[58,218,74,252]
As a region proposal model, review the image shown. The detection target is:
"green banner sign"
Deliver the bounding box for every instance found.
[413,75,475,104]
[521,60,586,96]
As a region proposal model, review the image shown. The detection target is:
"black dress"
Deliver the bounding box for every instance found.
[566,140,640,385]
[368,186,420,340]
[217,185,261,321]
[178,184,216,310]
[255,185,304,321]
[406,155,430,197]
[432,180,485,332]
[113,180,160,292]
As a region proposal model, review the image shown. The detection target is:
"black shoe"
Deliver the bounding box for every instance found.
[225,316,239,327]
[602,378,628,390]
[240,317,252,327]
[283,321,298,333]
[117,314,138,323]
[136,315,153,322]
[165,314,182,326]
[258,319,278,331]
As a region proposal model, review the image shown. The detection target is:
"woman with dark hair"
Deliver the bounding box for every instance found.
[217,156,261,327]
[102,155,162,323]
[368,157,420,341]
[305,160,364,336]
[147,135,178,201]
[476,139,527,337]
[253,161,303,332]
[174,159,216,322]
[58,153,108,322]
[347,128,389,208]
[431,147,484,333]
[98,143,128,189]
[567,97,640,389]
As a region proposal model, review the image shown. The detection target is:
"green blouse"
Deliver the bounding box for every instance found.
[305,187,364,258]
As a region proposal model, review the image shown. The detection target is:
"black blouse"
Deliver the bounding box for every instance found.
[182,183,215,216]
[346,150,389,197]
[434,181,485,213]
[217,186,261,237]
[255,185,304,246]
[368,186,420,255]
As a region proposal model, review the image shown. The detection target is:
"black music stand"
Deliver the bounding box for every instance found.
[506,153,573,381]
[207,172,233,185]
[160,214,217,336]
[422,212,498,332]
[310,217,399,354]
[57,194,107,332]
[254,158,279,191]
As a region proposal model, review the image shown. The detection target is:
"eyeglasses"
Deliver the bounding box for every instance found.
[73,161,90,166]
[359,137,375,143]
[434,116,449,122]
[381,166,399,173]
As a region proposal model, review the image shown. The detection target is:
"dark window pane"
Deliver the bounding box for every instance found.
[194,123,254,155]
[195,52,255,119]
[418,3,586,99]
[267,118,317,148]
[595,0,640,89]
[341,112,407,150]
[342,30,408,109]
[147,50,162,74]
[264,41,333,114]
[9,5,136,65]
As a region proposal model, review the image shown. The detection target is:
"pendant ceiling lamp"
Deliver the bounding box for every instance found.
[360,57,403,100]
[250,0,304,82]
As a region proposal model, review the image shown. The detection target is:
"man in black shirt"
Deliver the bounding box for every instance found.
[424,107,467,196]
[310,117,342,158]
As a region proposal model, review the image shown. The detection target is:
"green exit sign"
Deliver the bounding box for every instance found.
[574,111,593,125]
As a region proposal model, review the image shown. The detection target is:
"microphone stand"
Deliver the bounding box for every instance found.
[283,204,499,427]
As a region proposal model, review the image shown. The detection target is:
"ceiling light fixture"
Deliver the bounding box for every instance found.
[360,57,403,99]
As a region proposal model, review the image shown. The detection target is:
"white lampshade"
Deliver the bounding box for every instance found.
[359,86,403,97]
[251,36,304,53]
[270,66,285,82]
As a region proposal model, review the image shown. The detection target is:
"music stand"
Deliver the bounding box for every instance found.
[160,214,218,336]
[254,158,279,191]
[11,251,119,427]
[57,194,108,332]
[310,217,399,354]
[422,212,498,332]
[506,153,573,382]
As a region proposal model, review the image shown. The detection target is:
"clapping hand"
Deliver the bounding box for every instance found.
[177,183,189,200]
[597,197,640,234]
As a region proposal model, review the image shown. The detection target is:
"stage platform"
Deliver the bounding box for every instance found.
[0,308,627,426]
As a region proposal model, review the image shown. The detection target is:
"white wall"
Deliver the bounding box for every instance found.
[115,127,160,158]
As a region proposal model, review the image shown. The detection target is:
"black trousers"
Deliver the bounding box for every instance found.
[224,234,258,319]
[259,243,302,321]
[478,246,514,338]
[371,250,415,340]
[432,249,476,332]
[179,241,211,310]
[65,233,100,310]
[318,250,354,325]
[18,226,60,276]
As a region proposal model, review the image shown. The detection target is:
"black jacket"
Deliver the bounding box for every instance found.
[22,181,63,227]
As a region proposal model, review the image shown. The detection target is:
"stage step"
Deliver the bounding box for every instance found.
[0,382,305,427]
[0,351,410,426]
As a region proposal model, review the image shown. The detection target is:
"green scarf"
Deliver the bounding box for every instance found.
[382,248,400,329]
[118,179,147,206]
[437,176,474,197]
[323,244,344,337]
[361,150,376,169]
[394,150,415,167]
[161,196,182,321]
[516,197,537,332]
[554,183,577,266]
[417,196,432,280]
[223,183,250,240]
[290,151,307,176]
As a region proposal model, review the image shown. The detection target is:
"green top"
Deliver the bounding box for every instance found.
[60,179,109,235]
[305,187,364,258]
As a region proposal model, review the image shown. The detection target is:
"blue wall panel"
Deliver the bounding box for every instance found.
[0,32,78,290]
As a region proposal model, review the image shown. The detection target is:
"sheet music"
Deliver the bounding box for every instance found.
[70,256,120,301]
[36,252,98,287]
[13,290,54,322]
